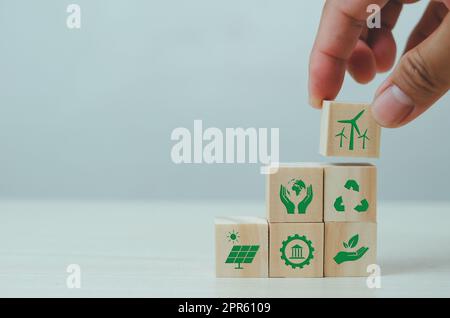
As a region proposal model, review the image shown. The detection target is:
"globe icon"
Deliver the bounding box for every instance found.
[288,178,306,196]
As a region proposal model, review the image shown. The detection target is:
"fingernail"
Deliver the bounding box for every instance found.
[371,85,414,127]
[309,96,322,108]
[374,78,392,98]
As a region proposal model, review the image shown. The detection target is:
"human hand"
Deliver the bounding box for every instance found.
[280,185,296,214]
[309,0,450,128]
[333,246,370,264]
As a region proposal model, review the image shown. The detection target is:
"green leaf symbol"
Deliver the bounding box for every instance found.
[348,234,359,248]
[343,242,348,248]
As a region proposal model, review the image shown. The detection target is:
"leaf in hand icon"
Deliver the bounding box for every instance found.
[334,234,369,264]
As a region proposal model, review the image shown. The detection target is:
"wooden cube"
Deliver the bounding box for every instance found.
[320,101,381,158]
[269,223,324,277]
[266,164,323,223]
[324,163,376,222]
[324,222,377,277]
[215,217,268,278]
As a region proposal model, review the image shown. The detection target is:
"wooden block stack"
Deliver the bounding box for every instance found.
[267,163,325,277]
[215,101,380,278]
[323,163,377,277]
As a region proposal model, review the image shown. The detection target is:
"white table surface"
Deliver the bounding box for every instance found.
[0,200,449,297]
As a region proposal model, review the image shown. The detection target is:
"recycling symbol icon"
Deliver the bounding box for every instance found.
[333,179,369,213]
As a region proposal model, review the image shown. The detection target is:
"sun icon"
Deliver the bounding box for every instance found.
[227,230,240,244]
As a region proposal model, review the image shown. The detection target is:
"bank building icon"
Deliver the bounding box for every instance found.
[290,244,305,260]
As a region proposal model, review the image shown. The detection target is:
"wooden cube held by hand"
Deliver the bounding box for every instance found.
[320,101,381,158]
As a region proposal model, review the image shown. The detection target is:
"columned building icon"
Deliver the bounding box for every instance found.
[290,244,305,260]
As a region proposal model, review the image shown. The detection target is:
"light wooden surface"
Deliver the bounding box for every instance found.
[215,217,268,278]
[319,101,381,158]
[267,164,323,223]
[269,223,324,278]
[324,222,377,277]
[324,164,377,222]
[1,200,450,297]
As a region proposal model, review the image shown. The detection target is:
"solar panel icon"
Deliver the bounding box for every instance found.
[225,245,260,269]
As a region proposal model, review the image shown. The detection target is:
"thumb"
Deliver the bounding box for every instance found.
[371,14,450,128]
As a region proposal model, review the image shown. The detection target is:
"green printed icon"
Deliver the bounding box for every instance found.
[280,234,314,269]
[225,245,260,269]
[333,234,369,264]
[279,179,313,214]
[334,196,345,212]
[335,127,347,148]
[358,129,370,149]
[344,179,359,191]
[354,199,369,212]
[226,230,240,244]
[333,179,369,213]
[335,110,369,151]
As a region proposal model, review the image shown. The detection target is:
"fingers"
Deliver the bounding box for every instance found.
[347,40,377,84]
[368,28,397,72]
[404,1,447,52]
[367,0,403,72]
[371,8,450,127]
[347,1,402,81]
[309,0,390,108]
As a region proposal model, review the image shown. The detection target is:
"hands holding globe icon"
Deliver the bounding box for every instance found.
[279,179,314,214]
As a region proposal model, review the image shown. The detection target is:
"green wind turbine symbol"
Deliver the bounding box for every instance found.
[335,127,347,148]
[358,129,370,149]
[337,110,365,151]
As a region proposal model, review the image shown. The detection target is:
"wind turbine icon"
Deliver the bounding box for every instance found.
[335,127,347,148]
[337,110,365,151]
[358,129,370,149]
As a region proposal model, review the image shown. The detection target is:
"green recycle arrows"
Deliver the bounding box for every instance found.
[333,179,369,213]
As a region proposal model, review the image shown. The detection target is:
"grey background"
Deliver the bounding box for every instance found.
[0,0,448,201]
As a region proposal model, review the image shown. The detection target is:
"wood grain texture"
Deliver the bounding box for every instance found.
[215,217,268,278]
[324,222,377,277]
[319,101,381,158]
[324,163,377,222]
[269,223,324,278]
[266,163,323,223]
